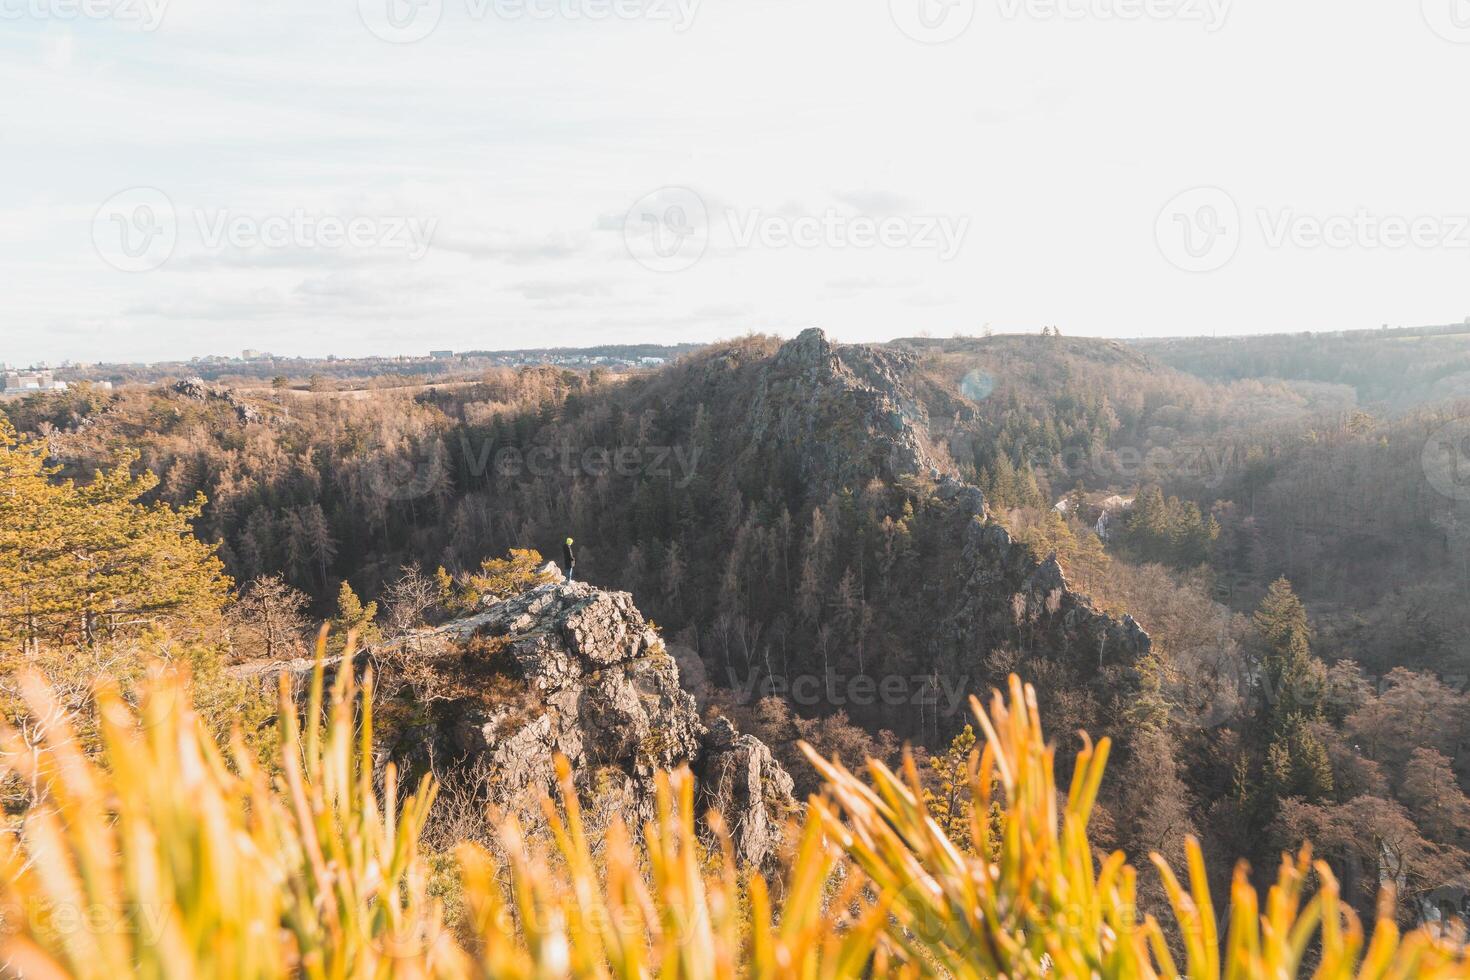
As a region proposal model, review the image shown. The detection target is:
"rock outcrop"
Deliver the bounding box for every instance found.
[171,377,263,425]
[239,580,798,868]
[744,328,937,493]
[437,582,797,865]
[949,509,1152,678]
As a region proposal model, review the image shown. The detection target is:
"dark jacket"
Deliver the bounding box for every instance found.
[563,540,575,569]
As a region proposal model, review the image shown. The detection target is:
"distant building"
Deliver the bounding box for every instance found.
[241,349,264,360]
[430,350,455,360]
[3,369,68,395]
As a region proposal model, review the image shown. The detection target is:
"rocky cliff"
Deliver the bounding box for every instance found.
[239,575,798,867]
[754,330,1152,679]
[741,327,939,494]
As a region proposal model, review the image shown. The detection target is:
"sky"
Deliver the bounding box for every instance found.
[3,0,1470,365]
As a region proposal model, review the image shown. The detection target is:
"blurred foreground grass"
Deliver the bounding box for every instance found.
[1,637,1465,979]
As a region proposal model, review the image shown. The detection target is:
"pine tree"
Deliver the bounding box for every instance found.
[330,581,381,651]
[1254,577,1322,730]
[988,456,1019,510]
[1289,726,1334,800]
[438,549,554,615]
[661,541,685,606]
[924,725,978,851]
[1253,578,1334,808]
[0,419,229,652]
[230,575,311,661]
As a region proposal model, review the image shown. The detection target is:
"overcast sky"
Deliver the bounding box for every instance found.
[3,0,1469,365]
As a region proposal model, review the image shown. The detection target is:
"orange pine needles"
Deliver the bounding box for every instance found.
[2,645,1465,978]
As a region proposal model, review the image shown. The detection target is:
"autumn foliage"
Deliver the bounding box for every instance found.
[2,646,1465,978]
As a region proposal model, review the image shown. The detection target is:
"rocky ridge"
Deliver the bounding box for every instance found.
[763,329,1152,677]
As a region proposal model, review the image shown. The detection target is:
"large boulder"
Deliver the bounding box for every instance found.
[697,717,797,868]
[388,582,798,867]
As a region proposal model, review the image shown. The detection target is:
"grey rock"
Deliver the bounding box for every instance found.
[746,328,938,494]
[170,377,263,425]
[383,581,796,866]
[697,717,797,868]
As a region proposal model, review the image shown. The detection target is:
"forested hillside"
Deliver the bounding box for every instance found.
[6,325,1470,930]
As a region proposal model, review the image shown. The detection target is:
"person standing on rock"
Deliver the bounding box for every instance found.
[563,537,576,582]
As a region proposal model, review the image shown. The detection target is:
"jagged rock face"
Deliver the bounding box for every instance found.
[735,330,1151,684]
[746,328,937,493]
[697,717,796,865]
[951,515,1151,677]
[395,583,797,867]
[171,377,263,425]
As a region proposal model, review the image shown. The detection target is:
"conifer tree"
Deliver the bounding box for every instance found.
[330,581,380,651]
[1253,578,1334,805]
[0,418,229,652]
[1254,577,1323,729]
[924,724,977,851]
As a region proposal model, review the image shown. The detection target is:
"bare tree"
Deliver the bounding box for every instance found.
[230,574,311,662]
[380,564,441,637]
